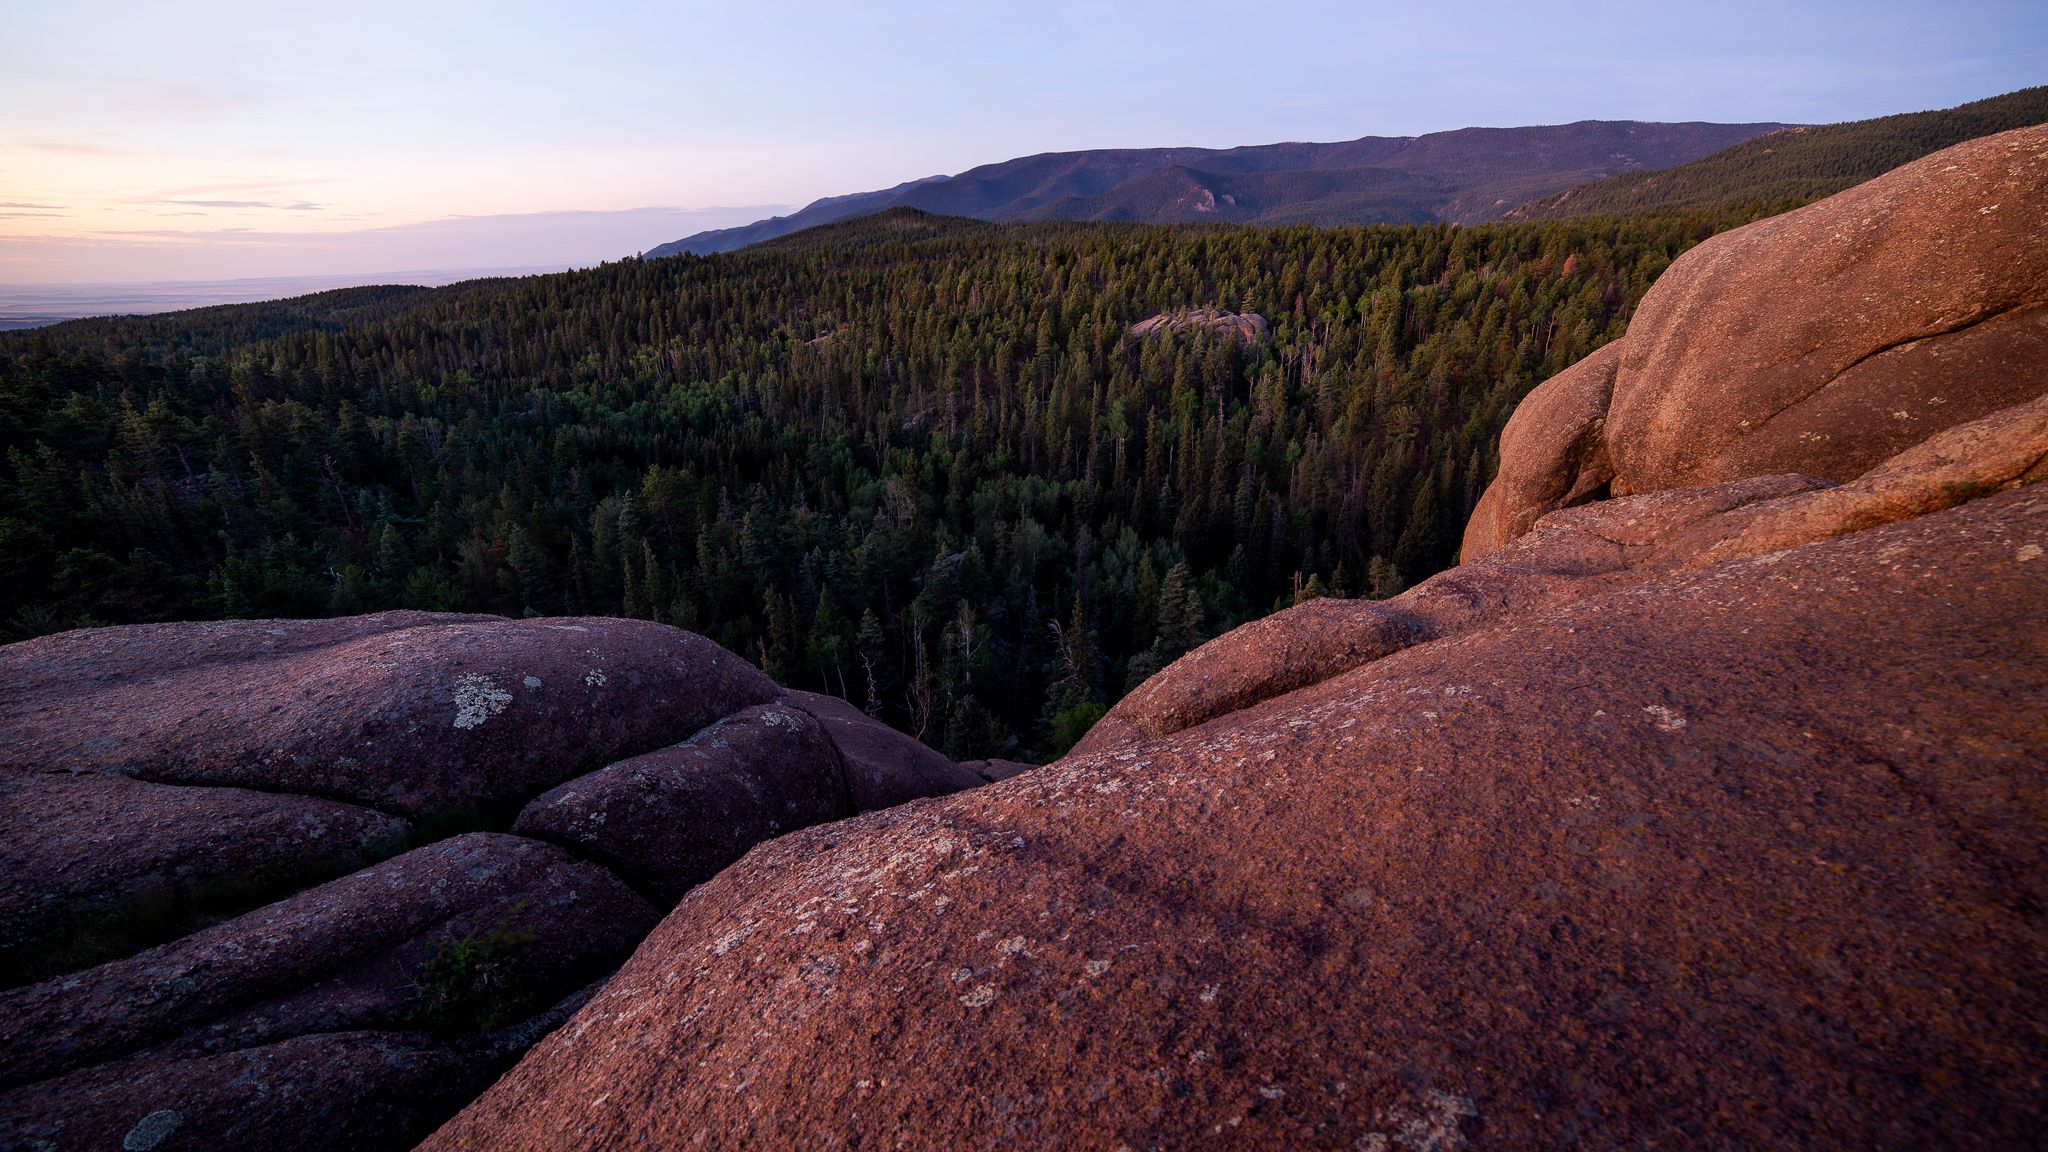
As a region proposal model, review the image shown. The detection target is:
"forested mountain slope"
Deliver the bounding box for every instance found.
[0,207,1767,759]
[649,119,1784,255]
[1511,85,2048,219]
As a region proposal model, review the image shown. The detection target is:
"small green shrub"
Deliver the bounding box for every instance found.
[1046,701,1108,756]
[409,905,539,1033]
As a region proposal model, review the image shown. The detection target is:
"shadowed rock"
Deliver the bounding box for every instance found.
[782,690,984,807]
[0,611,985,1151]
[0,833,653,1094]
[0,613,778,820]
[0,602,991,1139]
[424,488,2048,1152]
[513,703,848,905]
[0,1031,486,1152]
[0,774,410,989]
[0,982,601,1152]
[960,759,1036,783]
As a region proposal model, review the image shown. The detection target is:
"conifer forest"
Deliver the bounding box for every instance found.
[0,207,1767,759]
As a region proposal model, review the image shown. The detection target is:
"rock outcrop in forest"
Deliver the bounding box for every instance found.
[423,127,2048,1150]
[0,614,980,1150]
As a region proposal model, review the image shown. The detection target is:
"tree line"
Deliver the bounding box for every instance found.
[0,207,1764,759]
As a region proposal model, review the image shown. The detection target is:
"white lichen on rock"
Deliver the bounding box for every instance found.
[1642,704,1688,732]
[1357,1086,1478,1152]
[122,1110,181,1151]
[452,673,513,730]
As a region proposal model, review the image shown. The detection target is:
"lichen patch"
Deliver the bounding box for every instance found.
[1642,704,1688,732]
[122,1110,181,1152]
[452,674,513,730]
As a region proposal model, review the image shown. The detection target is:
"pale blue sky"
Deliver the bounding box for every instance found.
[2,0,2041,282]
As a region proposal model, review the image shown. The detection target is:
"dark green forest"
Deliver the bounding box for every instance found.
[0,206,1764,760]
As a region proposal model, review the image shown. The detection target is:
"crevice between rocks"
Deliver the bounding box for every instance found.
[1746,299,2047,440]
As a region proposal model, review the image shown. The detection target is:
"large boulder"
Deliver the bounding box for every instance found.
[1077,469,1835,766]
[0,995,597,1152]
[1690,388,2048,565]
[1461,341,1621,559]
[424,487,2048,1151]
[1608,125,2048,493]
[1469,125,2048,558]
[0,612,779,820]
[3,1033,482,1152]
[1129,308,1270,343]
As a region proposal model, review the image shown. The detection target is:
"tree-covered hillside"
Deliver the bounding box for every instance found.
[1512,86,2048,220]
[0,207,1760,759]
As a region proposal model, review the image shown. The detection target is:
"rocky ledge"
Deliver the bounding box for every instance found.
[1129,307,1271,343]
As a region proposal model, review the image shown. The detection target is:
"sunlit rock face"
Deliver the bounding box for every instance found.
[1465,123,2048,561]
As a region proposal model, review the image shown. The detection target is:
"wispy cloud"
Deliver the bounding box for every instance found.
[161,199,327,211]
[0,202,65,210]
[147,176,348,197]
[0,205,788,282]
[0,212,68,219]
[17,137,127,155]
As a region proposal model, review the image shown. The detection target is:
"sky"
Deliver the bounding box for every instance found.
[2,0,2042,285]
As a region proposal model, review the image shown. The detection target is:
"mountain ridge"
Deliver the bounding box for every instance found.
[1509,85,2048,219]
[646,118,1787,256]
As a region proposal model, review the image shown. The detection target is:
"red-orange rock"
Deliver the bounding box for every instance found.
[424,487,2048,1151]
[1462,340,1622,561]
[1692,389,2048,565]
[1075,473,1833,764]
[1606,124,2048,492]
[1069,597,1434,758]
[0,613,777,820]
[1129,308,1270,343]
[1470,127,2048,561]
